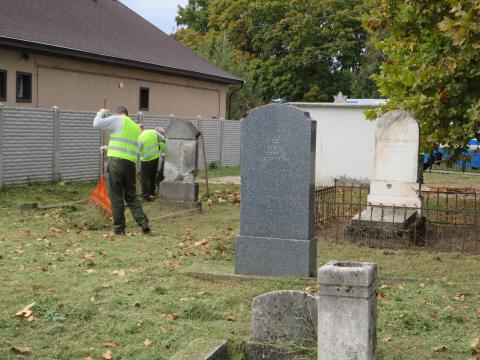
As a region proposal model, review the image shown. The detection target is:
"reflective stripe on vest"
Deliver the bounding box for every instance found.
[139,129,160,162]
[107,116,141,163]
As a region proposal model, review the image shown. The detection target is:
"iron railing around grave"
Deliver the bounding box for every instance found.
[314,183,480,254]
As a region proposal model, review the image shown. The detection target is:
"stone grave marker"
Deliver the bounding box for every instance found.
[349,110,422,229]
[235,103,317,277]
[159,119,200,205]
[368,110,421,208]
[318,261,378,360]
[252,290,317,345]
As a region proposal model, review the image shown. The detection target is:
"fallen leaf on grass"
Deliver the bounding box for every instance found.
[476,308,480,318]
[382,336,392,343]
[10,346,31,355]
[84,357,93,360]
[158,313,178,321]
[453,294,465,302]
[305,286,318,295]
[82,255,95,261]
[379,284,389,289]
[166,257,180,269]
[109,269,126,277]
[179,297,191,303]
[85,269,97,274]
[377,292,388,305]
[103,349,113,359]
[226,315,235,321]
[471,337,480,353]
[48,227,67,235]
[103,340,117,347]
[15,303,35,319]
[196,291,207,296]
[433,345,449,353]
[143,339,153,346]
[27,315,37,322]
[395,283,407,290]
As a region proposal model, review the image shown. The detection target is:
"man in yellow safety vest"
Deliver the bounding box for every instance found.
[138,127,163,201]
[93,106,150,235]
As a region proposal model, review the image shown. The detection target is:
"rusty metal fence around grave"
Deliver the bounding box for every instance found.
[314,182,480,254]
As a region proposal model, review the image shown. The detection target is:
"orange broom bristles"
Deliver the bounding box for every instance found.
[89,175,112,213]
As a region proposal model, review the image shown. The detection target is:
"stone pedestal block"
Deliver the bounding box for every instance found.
[235,236,316,277]
[318,261,377,360]
[159,181,199,203]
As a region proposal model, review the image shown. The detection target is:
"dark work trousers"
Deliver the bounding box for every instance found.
[156,156,165,188]
[107,158,149,233]
[140,158,159,199]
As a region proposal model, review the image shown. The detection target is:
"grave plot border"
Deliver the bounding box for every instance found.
[315,182,480,254]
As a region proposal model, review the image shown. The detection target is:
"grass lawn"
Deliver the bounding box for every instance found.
[0,172,479,359]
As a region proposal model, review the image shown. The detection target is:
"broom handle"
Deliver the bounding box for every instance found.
[200,132,210,197]
[100,97,107,176]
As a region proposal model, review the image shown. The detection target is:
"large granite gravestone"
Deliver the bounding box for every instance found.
[235,104,317,277]
[159,119,200,205]
[350,110,422,229]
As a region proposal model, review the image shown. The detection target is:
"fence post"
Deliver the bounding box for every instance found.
[52,106,61,182]
[0,103,4,187]
[220,119,224,167]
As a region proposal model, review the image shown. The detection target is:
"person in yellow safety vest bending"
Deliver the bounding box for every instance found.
[93,106,150,236]
[138,127,163,201]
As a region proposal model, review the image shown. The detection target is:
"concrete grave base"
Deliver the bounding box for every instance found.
[244,342,311,360]
[159,181,199,203]
[179,261,313,283]
[351,207,418,230]
[235,235,316,277]
[170,338,228,360]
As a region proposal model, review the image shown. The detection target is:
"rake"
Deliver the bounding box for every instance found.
[89,98,112,213]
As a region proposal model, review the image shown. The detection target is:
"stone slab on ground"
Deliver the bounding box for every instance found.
[170,338,228,360]
[351,207,418,229]
[179,262,313,284]
[252,291,317,345]
[244,341,313,360]
[159,181,199,203]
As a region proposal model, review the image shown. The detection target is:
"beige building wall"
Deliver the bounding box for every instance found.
[0,47,228,118]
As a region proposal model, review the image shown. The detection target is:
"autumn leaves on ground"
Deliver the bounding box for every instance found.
[0,171,479,359]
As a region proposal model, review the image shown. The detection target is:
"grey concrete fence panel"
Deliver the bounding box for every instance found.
[0,107,241,187]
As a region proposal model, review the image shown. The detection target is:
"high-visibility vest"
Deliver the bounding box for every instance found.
[139,129,160,162]
[107,115,141,163]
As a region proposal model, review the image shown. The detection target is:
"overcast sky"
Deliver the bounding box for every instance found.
[121,0,189,34]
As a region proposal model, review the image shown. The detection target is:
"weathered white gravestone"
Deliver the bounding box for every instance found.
[350,110,421,228]
[235,104,317,277]
[368,110,421,208]
[159,119,200,205]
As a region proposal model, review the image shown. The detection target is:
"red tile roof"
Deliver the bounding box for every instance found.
[0,0,243,84]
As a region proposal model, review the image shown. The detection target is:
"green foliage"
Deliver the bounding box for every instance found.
[175,0,381,118]
[365,0,480,157]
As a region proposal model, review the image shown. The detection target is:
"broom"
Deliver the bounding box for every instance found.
[89,98,112,213]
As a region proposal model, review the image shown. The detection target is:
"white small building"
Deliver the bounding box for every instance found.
[291,99,387,186]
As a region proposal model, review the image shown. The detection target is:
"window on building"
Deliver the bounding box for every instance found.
[139,87,149,111]
[16,72,32,103]
[0,70,6,102]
